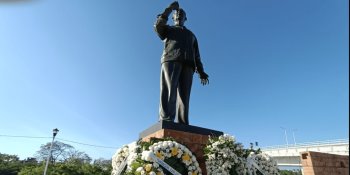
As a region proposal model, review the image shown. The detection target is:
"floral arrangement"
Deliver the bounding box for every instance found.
[112,134,280,175]
[204,134,280,175]
[247,152,280,175]
[111,142,139,175]
[112,138,202,175]
[204,134,245,175]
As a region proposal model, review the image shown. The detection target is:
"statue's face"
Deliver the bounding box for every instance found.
[173,9,186,26]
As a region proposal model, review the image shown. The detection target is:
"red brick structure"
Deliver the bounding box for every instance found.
[301,151,349,175]
[139,121,223,175]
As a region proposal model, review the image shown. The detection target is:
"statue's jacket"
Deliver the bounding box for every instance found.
[154,15,205,73]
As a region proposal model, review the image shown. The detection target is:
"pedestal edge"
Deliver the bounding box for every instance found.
[139,121,223,139]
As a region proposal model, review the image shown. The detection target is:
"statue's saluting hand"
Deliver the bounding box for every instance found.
[168,1,179,10]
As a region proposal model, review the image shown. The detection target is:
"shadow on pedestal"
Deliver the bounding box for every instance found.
[139,121,223,139]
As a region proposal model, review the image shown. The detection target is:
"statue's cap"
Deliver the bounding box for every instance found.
[176,8,186,16]
[173,8,187,20]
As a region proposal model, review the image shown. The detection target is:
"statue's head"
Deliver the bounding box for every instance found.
[172,8,187,26]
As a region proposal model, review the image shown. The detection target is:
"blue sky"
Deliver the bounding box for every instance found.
[0,0,348,160]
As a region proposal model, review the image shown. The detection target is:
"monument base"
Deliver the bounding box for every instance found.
[139,121,223,175]
[301,151,349,175]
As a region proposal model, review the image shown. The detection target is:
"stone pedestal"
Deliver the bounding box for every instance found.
[139,121,223,175]
[301,151,349,175]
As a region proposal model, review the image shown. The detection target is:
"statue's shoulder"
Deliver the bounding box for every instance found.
[168,26,177,30]
[185,28,197,40]
[184,27,195,35]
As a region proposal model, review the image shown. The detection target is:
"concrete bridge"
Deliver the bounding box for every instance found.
[261,139,349,167]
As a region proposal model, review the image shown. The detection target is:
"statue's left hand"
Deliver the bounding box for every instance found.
[199,72,209,85]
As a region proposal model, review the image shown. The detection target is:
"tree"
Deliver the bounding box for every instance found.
[34,141,91,164]
[35,141,74,163]
[0,153,22,175]
[93,158,112,172]
[65,150,92,164]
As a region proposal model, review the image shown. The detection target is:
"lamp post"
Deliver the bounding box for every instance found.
[292,129,297,146]
[280,127,289,147]
[43,128,59,175]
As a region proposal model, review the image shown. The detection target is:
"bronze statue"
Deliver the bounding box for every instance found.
[155,1,209,125]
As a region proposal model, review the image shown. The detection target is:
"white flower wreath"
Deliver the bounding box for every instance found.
[111,142,139,175]
[137,140,202,175]
[112,135,280,175]
[111,140,202,175]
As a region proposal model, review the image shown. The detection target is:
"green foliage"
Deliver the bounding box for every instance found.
[137,137,176,152]
[163,156,187,174]
[93,158,112,172]
[18,165,44,175]
[279,169,302,175]
[126,158,144,175]
[18,161,112,175]
[2,141,112,175]
[0,153,22,175]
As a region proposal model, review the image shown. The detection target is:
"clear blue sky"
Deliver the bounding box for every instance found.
[0,0,348,160]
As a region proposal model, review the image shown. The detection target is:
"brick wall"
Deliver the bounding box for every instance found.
[142,129,209,175]
[301,151,349,175]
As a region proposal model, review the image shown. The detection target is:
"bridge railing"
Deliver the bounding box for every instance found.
[261,138,349,150]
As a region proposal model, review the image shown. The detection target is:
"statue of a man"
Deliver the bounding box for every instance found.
[154,1,209,125]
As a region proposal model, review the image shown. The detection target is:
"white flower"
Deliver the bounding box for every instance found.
[188,166,193,171]
[182,147,189,153]
[136,167,144,172]
[141,151,153,161]
[179,145,185,150]
[153,162,159,168]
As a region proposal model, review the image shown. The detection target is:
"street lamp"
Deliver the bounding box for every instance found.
[43,128,59,175]
[280,127,289,147]
[291,129,297,146]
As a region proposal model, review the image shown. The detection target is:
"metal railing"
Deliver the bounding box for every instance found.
[261,138,349,150]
